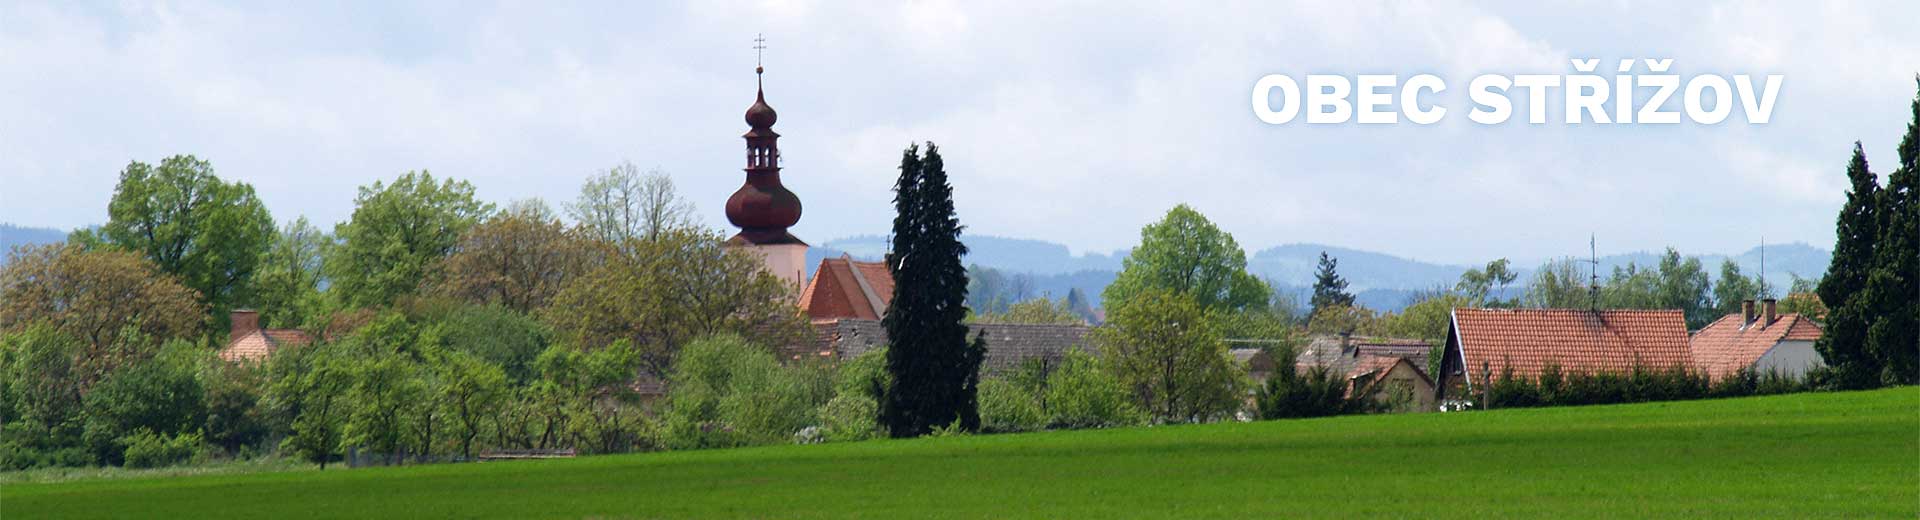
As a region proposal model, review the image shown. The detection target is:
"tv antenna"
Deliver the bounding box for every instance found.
[1584,234,1600,310]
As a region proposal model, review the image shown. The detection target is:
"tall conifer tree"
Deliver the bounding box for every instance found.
[881,143,986,437]
[1858,79,1919,385]
[1815,143,1882,387]
[1309,251,1354,318]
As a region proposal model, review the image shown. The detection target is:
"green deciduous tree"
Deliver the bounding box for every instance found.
[1523,258,1590,308]
[973,297,1085,325]
[1653,249,1714,329]
[543,228,807,379]
[1094,288,1245,423]
[662,335,830,449]
[881,143,987,437]
[0,245,202,389]
[566,163,698,250]
[90,155,275,332]
[1712,260,1763,319]
[1455,258,1518,307]
[251,217,330,329]
[432,201,595,313]
[329,172,494,309]
[1103,204,1270,315]
[78,340,206,465]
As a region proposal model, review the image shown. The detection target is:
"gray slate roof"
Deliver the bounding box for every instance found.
[816,319,1094,375]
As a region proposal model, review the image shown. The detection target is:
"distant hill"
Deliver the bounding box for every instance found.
[0,224,68,263]
[803,234,1831,314]
[1533,242,1830,292]
[807,235,1123,275]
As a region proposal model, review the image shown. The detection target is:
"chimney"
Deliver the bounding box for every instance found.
[1762,298,1777,327]
[1338,331,1356,357]
[1740,300,1755,327]
[229,310,261,344]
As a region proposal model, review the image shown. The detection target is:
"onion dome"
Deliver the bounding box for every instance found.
[725,64,804,246]
[745,67,778,128]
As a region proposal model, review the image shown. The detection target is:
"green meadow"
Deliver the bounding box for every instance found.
[6,388,1915,519]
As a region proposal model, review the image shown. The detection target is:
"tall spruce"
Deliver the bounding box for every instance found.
[1309,251,1355,318]
[1858,79,1920,385]
[881,142,987,437]
[1814,143,1882,387]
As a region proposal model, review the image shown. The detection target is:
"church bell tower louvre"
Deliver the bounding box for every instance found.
[724,34,807,292]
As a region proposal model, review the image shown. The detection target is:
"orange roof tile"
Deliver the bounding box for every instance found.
[1688,313,1823,379]
[1452,308,1692,382]
[799,255,892,321]
[218,328,313,363]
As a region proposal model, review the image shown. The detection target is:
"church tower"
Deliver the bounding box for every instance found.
[724,42,807,291]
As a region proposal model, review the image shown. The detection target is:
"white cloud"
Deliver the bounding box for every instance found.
[0,1,1913,264]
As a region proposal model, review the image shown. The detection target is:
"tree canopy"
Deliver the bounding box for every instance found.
[86,155,274,332]
[328,172,494,309]
[1103,205,1269,315]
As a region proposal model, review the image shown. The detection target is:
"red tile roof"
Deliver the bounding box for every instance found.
[799,255,892,321]
[1688,313,1824,379]
[1451,308,1692,382]
[218,328,313,362]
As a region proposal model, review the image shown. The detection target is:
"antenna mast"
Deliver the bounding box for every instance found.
[1586,234,1600,311]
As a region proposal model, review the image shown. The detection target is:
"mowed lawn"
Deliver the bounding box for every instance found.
[6,388,1916,519]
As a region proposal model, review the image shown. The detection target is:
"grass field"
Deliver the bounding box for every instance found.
[5,388,1915,518]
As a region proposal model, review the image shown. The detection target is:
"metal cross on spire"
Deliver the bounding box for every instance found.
[753,33,767,68]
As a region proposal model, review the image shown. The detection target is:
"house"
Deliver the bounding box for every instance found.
[1689,299,1825,380]
[1346,356,1438,412]
[1231,348,1277,385]
[1295,334,1438,411]
[1436,308,1692,404]
[1299,334,1432,362]
[217,310,313,363]
[813,318,1093,376]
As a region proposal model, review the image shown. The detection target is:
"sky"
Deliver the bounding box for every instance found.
[1,1,1915,266]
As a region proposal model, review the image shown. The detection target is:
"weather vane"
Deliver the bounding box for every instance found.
[753,33,767,68]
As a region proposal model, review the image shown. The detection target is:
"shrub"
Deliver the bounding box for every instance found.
[0,422,89,470]
[816,394,882,442]
[80,340,207,465]
[834,347,890,406]
[1255,345,1373,420]
[1043,351,1142,429]
[120,429,203,469]
[1256,365,1371,419]
[978,378,1045,433]
[663,335,831,450]
[1483,363,1799,410]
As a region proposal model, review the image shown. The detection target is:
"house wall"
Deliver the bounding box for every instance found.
[1753,340,1824,378]
[1370,362,1437,412]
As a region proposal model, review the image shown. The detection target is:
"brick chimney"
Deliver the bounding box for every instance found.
[229,310,261,344]
[1762,298,1777,327]
[1740,300,1755,327]
[1338,331,1356,357]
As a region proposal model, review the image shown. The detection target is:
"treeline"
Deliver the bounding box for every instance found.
[0,160,811,469]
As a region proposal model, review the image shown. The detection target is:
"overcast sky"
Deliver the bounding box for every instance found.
[2,1,1915,265]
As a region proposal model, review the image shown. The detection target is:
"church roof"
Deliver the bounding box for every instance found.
[800,255,892,321]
